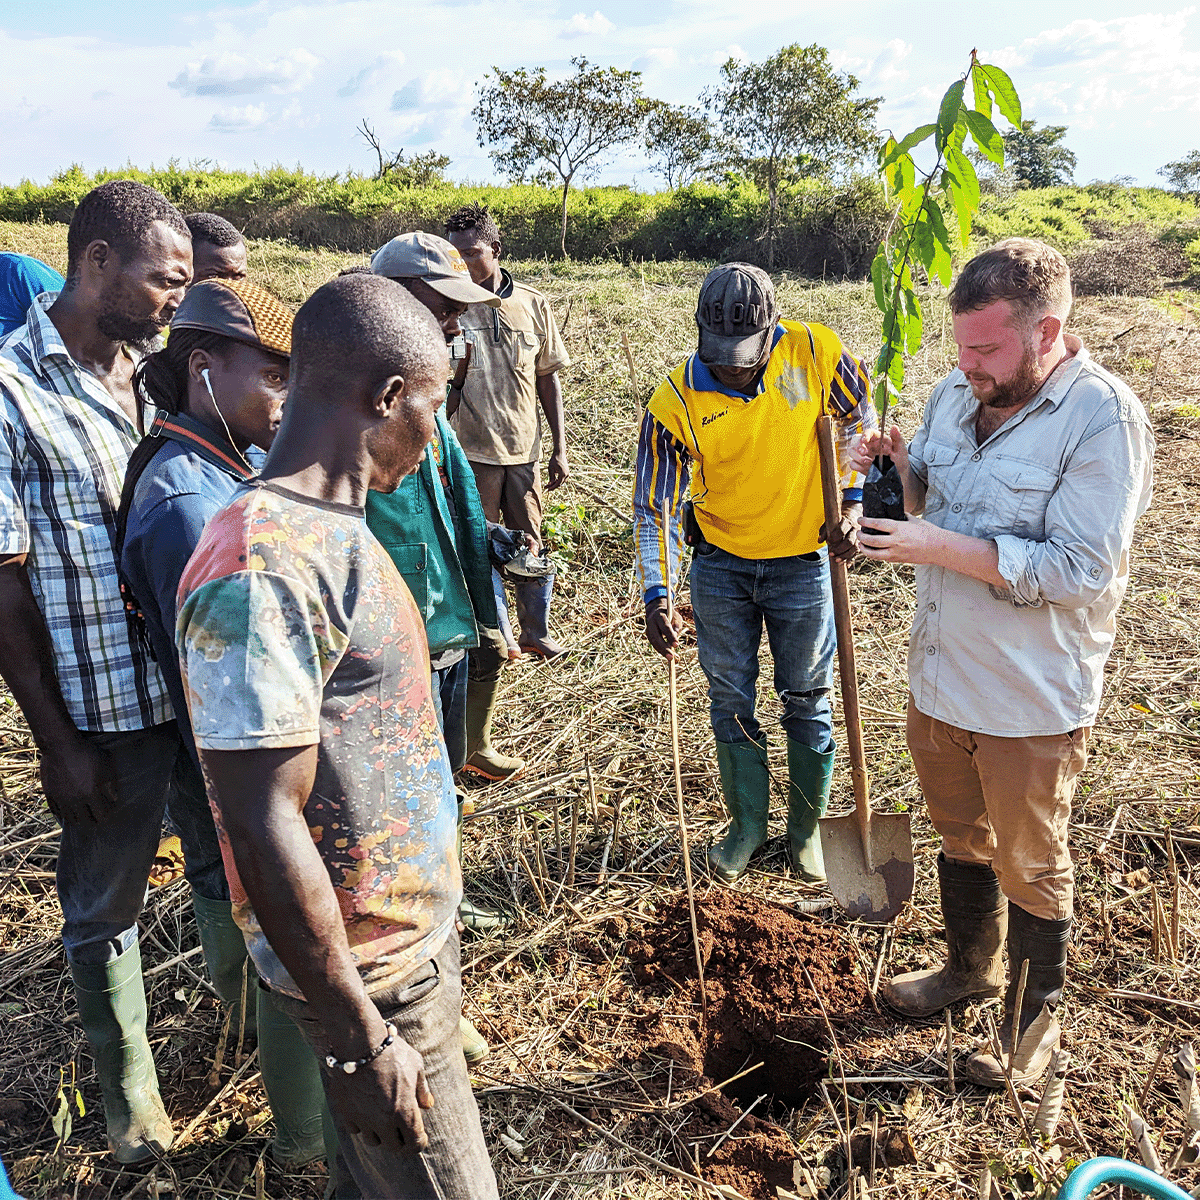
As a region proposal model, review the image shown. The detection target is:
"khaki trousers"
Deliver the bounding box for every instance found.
[469,460,543,543]
[906,697,1088,920]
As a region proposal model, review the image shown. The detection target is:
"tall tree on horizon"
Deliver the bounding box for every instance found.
[473,57,645,258]
[1003,119,1076,188]
[704,43,881,267]
[643,100,718,190]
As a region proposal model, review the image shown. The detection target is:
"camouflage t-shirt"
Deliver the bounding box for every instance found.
[176,481,460,1000]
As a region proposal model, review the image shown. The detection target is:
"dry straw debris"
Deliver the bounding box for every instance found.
[1,223,1199,1199]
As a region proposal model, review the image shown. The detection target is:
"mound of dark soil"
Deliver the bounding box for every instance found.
[626,889,877,1200]
[629,889,869,1105]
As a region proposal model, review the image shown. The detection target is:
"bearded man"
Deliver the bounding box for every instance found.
[0,180,192,1161]
[850,238,1153,1087]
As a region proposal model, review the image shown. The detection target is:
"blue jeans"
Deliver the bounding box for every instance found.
[273,930,499,1200]
[689,546,836,751]
[59,722,181,965]
[167,745,230,902]
[430,655,467,773]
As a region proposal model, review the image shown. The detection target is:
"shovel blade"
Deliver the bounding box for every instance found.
[819,811,914,923]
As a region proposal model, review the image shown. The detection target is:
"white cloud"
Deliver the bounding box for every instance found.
[208,103,269,131]
[708,43,747,66]
[338,52,406,98]
[560,10,614,38]
[171,49,320,97]
[634,46,678,70]
[865,39,911,86]
[391,70,471,114]
[15,97,51,121]
[993,10,1199,78]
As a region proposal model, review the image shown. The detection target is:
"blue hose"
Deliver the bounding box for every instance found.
[0,1158,25,1200]
[1056,1157,1194,1200]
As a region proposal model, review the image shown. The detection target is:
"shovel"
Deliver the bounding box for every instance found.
[815,416,914,923]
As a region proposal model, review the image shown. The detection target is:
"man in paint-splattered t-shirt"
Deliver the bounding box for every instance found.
[176,274,498,1199]
[177,479,459,998]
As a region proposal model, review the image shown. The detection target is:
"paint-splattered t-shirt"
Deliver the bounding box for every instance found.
[176,481,460,1000]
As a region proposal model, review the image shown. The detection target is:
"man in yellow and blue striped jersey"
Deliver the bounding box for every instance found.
[633,262,876,884]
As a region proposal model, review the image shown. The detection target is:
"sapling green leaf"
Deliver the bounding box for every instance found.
[936,80,966,148]
[881,123,937,167]
[976,63,1023,127]
[964,109,1005,163]
[972,67,993,119]
[947,145,981,208]
[868,52,1023,427]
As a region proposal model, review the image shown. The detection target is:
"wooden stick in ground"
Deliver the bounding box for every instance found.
[663,497,706,1023]
[565,786,580,888]
[621,331,641,398]
[803,965,853,1175]
[1167,829,1181,962]
[945,1007,956,1096]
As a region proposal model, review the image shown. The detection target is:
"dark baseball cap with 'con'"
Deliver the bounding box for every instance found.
[695,262,778,368]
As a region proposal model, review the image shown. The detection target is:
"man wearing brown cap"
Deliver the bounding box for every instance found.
[633,263,876,885]
[367,231,514,1063]
[117,279,333,1172]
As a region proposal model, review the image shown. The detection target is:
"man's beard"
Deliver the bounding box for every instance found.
[96,303,169,354]
[967,345,1043,409]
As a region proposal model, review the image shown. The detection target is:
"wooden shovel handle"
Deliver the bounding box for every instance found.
[815,417,872,840]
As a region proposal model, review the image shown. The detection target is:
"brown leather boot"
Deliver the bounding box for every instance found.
[882,853,1007,1018]
[965,905,1070,1089]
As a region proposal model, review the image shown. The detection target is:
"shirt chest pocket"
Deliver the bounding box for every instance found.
[380,542,429,622]
[918,440,961,516]
[986,462,1060,539]
[476,326,538,377]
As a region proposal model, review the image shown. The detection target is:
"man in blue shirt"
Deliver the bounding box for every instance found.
[0,253,65,337]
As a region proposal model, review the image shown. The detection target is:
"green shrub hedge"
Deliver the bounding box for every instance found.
[2,164,1196,279]
[0,164,890,273]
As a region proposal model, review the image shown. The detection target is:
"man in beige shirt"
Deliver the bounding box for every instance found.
[444,203,571,774]
[851,239,1153,1088]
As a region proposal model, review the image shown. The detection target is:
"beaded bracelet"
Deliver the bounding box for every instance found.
[325,1024,399,1074]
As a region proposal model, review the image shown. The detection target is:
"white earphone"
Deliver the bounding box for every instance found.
[199,366,253,474]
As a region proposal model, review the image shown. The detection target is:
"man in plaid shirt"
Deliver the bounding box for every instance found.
[0,181,192,1163]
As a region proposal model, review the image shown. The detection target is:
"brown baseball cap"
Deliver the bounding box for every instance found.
[169,278,293,356]
[695,262,777,368]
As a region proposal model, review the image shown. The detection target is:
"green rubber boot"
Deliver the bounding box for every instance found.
[459,1016,490,1066]
[461,667,525,783]
[190,891,256,1041]
[456,797,506,933]
[71,943,174,1164]
[256,984,335,1168]
[786,739,835,884]
[707,737,770,883]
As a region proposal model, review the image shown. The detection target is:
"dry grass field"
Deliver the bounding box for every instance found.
[1,221,1198,1200]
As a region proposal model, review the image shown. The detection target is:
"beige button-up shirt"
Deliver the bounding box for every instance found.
[452,270,570,467]
[906,335,1154,737]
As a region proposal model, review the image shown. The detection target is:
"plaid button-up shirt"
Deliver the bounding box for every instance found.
[0,295,170,732]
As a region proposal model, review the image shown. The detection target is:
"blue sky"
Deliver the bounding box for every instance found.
[1,1,1196,188]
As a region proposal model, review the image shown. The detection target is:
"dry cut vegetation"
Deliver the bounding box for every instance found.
[1,222,1199,1200]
